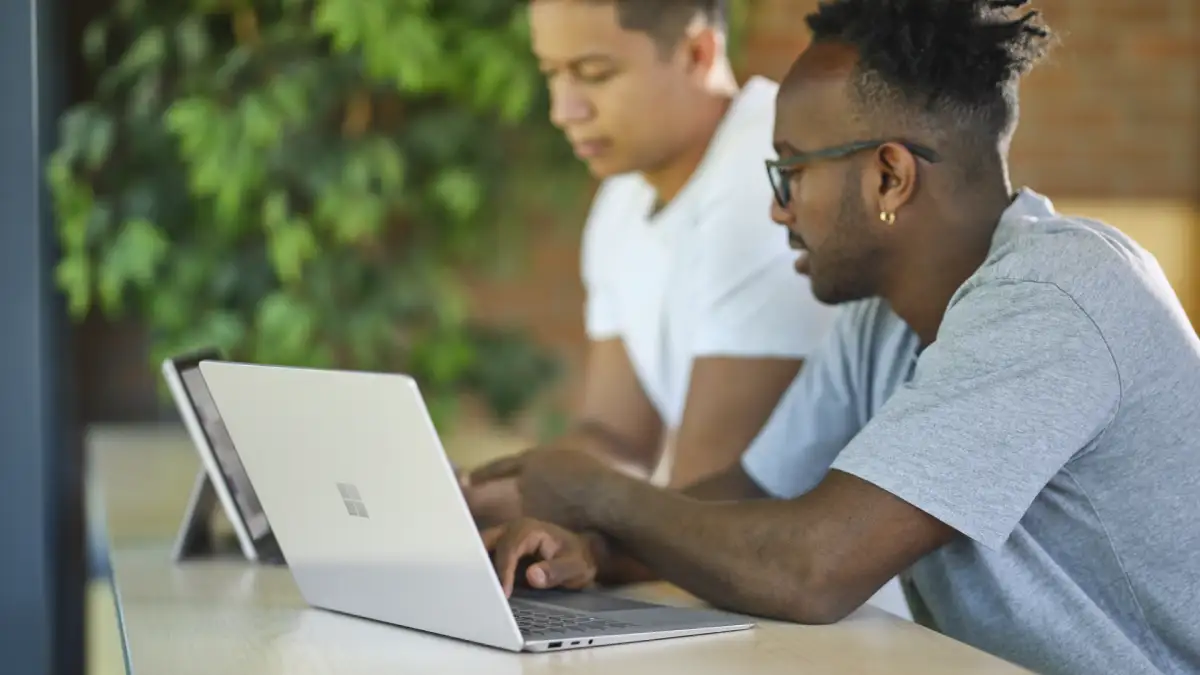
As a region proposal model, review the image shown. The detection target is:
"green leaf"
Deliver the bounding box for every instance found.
[255,291,319,364]
[119,26,167,76]
[165,97,219,159]
[184,311,248,357]
[262,190,290,228]
[432,168,482,222]
[214,46,254,87]
[313,0,359,52]
[240,93,281,148]
[57,105,113,168]
[265,76,311,127]
[147,286,190,334]
[55,256,93,318]
[92,217,168,316]
[318,187,385,244]
[175,16,210,68]
[102,217,170,288]
[367,141,406,192]
[267,219,318,284]
[128,73,162,122]
[500,70,535,123]
[85,113,116,170]
[84,203,115,249]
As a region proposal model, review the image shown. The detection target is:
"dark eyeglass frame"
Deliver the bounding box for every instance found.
[765,139,942,208]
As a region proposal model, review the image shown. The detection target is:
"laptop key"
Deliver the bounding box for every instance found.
[511,602,634,636]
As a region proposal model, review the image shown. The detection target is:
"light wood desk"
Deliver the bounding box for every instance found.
[89,426,1032,675]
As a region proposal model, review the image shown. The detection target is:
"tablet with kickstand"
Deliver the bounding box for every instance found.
[162,348,285,565]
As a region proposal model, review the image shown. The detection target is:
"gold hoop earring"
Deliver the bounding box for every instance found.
[879,211,896,225]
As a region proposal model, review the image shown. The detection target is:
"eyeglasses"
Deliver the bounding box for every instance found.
[765,139,942,208]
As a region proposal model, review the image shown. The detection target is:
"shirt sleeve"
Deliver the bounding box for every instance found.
[831,279,1121,550]
[741,305,871,498]
[690,191,840,358]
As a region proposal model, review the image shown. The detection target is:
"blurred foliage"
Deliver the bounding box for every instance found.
[48,0,589,430]
[728,0,751,71]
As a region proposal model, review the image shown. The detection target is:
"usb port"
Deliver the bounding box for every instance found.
[548,641,562,649]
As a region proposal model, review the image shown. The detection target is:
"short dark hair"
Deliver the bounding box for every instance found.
[565,0,727,50]
[805,0,1053,145]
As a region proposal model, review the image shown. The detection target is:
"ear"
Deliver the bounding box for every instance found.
[679,25,720,80]
[873,143,919,217]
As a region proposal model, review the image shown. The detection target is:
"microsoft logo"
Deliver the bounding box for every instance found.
[337,482,370,518]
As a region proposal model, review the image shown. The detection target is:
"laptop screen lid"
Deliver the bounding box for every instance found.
[198,361,525,651]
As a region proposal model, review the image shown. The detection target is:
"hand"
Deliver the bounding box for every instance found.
[471,448,615,530]
[482,518,602,597]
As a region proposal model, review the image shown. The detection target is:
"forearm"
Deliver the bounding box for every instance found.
[585,464,767,587]
[584,475,844,623]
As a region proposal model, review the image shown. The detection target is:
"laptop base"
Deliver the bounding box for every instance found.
[522,622,753,652]
[512,588,755,652]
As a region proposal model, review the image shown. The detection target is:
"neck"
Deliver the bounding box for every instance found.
[884,187,1015,346]
[641,83,736,206]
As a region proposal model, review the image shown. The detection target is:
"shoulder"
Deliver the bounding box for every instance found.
[950,190,1173,331]
[966,190,1163,296]
[694,81,779,210]
[687,105,786,266]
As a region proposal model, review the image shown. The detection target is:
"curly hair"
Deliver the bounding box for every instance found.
[805,0,1053,143]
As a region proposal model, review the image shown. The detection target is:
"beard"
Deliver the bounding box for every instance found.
[807,179,885,305]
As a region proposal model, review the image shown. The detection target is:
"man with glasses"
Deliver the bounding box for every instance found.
[472,2,1200,675]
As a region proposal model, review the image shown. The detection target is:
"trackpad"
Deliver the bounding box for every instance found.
[516,589,660,613]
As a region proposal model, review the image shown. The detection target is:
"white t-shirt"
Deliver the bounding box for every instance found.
[580,76,840,434]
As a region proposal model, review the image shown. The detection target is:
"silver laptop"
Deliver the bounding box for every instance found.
[198,361,754,652]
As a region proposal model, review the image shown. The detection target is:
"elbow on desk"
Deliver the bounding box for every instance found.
[776,584,858,626]
[728,567,859,626]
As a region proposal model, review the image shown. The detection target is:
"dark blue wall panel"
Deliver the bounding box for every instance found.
[0,0,85,673]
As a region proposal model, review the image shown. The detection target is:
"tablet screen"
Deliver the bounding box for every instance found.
[179,363,272,540]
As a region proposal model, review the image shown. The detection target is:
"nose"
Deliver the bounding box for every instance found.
[770,197,792,227]
[549,82,593,128]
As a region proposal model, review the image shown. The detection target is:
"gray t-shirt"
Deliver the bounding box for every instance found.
[744,188,1200,675]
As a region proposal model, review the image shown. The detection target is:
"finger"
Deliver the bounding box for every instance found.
[470,454,525,484]
[493,528,549,597]
[528,556,594,590]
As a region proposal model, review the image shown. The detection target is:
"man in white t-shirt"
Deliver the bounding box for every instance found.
[463,0,839,545]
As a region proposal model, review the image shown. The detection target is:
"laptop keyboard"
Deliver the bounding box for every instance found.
[510,600,634,637]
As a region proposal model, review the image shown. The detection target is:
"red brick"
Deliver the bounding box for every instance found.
[1126,35,1199,63]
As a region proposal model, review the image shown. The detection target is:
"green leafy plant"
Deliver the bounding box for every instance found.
[48,0,587,429]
